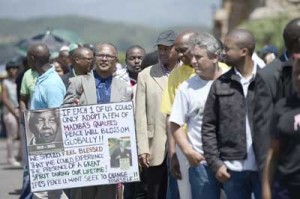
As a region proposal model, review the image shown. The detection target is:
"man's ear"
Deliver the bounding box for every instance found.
[212,52,219,64]
[240,48,248,56]
[30,55,35,63]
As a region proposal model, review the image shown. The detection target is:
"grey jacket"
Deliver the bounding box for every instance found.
[63,71,132,106]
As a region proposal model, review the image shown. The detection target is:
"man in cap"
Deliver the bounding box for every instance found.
[135,30,178,199]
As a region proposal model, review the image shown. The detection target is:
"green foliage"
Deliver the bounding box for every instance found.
[240,15,292,53]
[0,16,209,63]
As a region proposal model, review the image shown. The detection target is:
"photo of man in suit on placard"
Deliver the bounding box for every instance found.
[109,138,132,169]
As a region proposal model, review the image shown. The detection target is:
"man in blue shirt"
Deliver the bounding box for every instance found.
[27,43,67,199]
[29,44,66,110]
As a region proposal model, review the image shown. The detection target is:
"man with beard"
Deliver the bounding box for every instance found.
[116,45,145,86]
[202,29,261,199]
[28,43,67,198]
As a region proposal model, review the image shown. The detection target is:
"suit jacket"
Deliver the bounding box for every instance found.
[135,63,168,166]
[63,71,132,105]
[62,71,131,199]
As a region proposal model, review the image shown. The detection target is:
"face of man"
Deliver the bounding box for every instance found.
[75,49,94,74]
[34,111,58,143]
[54,62,64,76]
[126,48,145,73]
[158,45,173,66]
[58,51,72,67]
[95,45,117,74]
[190,46,217,76]
[223,36,243,67]
[27,52,36,71]
[174,42,190,65]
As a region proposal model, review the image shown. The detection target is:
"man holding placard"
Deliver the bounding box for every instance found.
[27,43,67,198]
[63,43,132,199]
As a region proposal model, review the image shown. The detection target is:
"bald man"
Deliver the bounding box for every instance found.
[202,29,261,199]
[63,43,132,199]
[159,31,197,199]
[27,43,67,198]
[28,44,66,109]
[61,47,94,89]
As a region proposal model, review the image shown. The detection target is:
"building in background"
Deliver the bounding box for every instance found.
[213,0,300,40]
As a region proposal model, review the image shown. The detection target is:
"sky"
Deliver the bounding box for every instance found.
[0,0,221,28]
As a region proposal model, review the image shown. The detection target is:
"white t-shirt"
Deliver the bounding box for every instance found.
[169,75,213,155]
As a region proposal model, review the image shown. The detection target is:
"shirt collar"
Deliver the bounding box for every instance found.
[160,62,171,76]
[37,66,55,83]
[93,70,113,83]
[234,63,257,82]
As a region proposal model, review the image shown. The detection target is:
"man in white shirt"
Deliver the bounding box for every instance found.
[169,32,225,199]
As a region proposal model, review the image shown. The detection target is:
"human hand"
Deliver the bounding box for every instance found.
[185,149,205,166]
[139,153,150,168]
[14,110,20,120]
[73,98,80,105]
[215,165,231,183]
[170,153,182,180]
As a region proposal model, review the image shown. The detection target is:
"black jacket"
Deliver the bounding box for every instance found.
[61,71,75,89]
[253,58,295,172]
[202,67,257,174]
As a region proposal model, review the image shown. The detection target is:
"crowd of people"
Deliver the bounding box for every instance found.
[0,17,299,199]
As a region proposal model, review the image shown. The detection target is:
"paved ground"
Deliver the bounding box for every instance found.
[0,138,23,199]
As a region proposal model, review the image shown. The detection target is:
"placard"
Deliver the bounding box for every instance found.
[24,101,139,192]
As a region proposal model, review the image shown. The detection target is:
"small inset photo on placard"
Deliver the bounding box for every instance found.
[109,137,132,170]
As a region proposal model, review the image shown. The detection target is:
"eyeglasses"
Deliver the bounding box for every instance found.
[95,54,116,60]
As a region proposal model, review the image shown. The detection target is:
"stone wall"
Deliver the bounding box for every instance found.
[213,0,300,40]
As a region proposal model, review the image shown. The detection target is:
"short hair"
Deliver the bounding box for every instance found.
[189,32,221,56]
[227,29,256,55]
[125,45,146,60]
[283,17,300,53]
[6,61,19,70]
[96,43,118,56]
[27,43,51,66]
[72,47,93,58]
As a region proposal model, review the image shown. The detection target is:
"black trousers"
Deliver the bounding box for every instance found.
[123,169,147,199]
[145,158,168,199]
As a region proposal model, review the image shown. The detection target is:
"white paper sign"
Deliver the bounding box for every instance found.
[24,101,140,192]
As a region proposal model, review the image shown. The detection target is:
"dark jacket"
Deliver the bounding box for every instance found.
[253,58,295,172]
[202,67,257,174]
[61,71,74,89]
